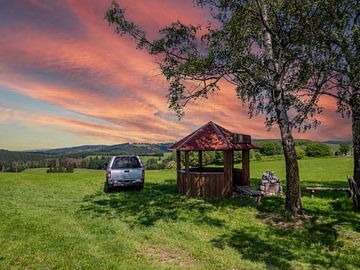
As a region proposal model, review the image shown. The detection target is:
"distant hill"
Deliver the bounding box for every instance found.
[30,143,173,157]
[0,149,48,161]
[0,140,345,162]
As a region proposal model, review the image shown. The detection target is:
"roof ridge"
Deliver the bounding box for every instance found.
[210,122,230,149]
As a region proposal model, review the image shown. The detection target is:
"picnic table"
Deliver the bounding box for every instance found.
[305,186,351,198]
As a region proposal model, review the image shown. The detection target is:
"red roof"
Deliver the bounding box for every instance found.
[170,121,259,151]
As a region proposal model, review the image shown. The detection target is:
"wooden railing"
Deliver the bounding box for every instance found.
[178,169,230,197]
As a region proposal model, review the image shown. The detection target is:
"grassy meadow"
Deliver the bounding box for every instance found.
[0,157,359,269]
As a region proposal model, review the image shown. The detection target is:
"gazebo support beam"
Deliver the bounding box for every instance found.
[242,149,250,186]
[198,151,202,169]
[176,150,181,193]
[223,151,233,196]
[184,151,190,195]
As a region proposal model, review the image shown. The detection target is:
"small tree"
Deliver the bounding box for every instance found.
[259,141,282,156]
[305,142,331,157]
[106,1,332,216]
[339,142,351,156]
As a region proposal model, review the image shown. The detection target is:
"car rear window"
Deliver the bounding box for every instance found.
[112,156,141,169]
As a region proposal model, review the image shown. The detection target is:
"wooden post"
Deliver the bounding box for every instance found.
[176,150,181,193]
[223,151,233,196]
[242,149,250,186]
[198,151,202,169]
[185,151,190,195]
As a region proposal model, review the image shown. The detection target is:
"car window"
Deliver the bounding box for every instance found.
[112,157,141,169]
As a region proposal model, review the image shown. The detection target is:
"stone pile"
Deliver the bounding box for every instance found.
[259,171,283,196]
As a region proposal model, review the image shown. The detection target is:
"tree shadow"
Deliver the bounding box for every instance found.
[79,179,255,228]
[210,219,354,269]
[211,227,295,269]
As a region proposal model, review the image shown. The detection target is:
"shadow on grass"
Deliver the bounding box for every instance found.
[80,178,360,268]
[79,179,255,228]
[210,221,352,269]
[211,195,358,269]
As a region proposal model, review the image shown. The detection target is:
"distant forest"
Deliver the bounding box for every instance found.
[0,141,351,172]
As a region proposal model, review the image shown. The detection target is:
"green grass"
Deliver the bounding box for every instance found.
[0,157,359,269]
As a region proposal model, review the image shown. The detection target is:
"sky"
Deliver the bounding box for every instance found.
[0,0,352,150]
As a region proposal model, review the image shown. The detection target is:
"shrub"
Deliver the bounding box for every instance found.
[296,148,305,160]
[145,158,159,170]
[305,143,331,157]
[214,151,224,165]
[339,142,351,155]
[258,141,282,156]
[254,151,262,161]
[166,161,176,170]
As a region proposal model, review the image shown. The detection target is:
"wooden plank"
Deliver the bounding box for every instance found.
[214,174,218,197]
[184,151,190,196]
[196,175,201,196]
[205,176,210,197]
[176,151,182,193]
[200,175,205,196]
[241,149,250,186]
[223,151,233,196]
[305,186,349,191]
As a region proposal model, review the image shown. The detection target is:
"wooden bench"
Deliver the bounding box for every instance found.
[305,186,351,198]
[233,186,263,204]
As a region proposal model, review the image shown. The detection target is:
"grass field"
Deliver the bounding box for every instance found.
[0,157,359,269]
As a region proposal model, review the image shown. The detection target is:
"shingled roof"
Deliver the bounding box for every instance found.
[169,121,259,151]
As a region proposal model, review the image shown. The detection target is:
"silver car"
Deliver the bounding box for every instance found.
[104,155,144,192]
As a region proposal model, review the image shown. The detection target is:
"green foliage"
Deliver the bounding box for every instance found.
[254,151,262,161]
[166,161,176,170]
[339,142,351,155]
[305,143,332,157]
[233,151,242,163]
[296,148,306,160]
[214,151,224,165]
[144,158,163,170]
[80,156,109,170]
[47,165,74,173]
[258,141,282,156]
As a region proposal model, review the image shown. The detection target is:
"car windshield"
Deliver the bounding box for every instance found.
[112,157,141,169]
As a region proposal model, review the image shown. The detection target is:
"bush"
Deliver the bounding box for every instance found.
[339,142,351,155]
[145,158,160,170]
[166,160,176,170]
[47,165,74,173]
[296,148,305,160]
[305,143,331,157]
[258,141,282,156]
[254,152,262,161]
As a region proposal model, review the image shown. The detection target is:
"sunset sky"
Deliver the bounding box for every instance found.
[0,0,352,150]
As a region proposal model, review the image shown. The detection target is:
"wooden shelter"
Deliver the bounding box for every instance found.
[169,121,259,198]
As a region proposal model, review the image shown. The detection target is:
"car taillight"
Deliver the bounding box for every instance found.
[107,171,111,179]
